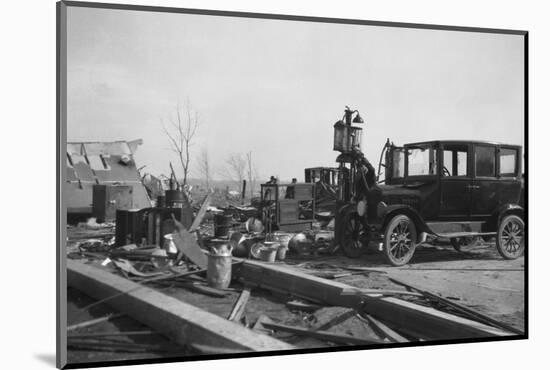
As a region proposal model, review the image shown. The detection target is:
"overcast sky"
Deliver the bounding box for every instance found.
[67,6,524,182]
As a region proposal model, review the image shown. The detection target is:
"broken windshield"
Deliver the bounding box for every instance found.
[408,147,437,176]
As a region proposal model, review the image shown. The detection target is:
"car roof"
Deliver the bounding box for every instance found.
[404,140,522,149]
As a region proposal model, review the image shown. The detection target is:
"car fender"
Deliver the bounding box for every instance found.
[493,204,524,228]
[378,204,429,235]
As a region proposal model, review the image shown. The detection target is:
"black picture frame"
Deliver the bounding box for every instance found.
[57,1,528,368]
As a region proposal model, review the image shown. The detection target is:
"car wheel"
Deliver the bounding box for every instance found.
[450,236,480,252]
[383,214,417,266]
[496,215,525,259]
[341,212,367,258]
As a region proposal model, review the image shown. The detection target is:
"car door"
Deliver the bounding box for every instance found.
[470,144,499,217]
[439,143,471,218]
[497,146,522,207]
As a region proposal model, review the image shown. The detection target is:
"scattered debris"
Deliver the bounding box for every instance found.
[286,300,323,313]
[67,313,126,332]
[261,321,383,345]
[388,277,523,335]
[359,314,408,343]
[227,286,252,321]
[68,330,158,339]
[112,259,168,278]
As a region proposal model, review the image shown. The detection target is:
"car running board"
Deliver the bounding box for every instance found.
[435,231,496,239]
[425,221,496,239]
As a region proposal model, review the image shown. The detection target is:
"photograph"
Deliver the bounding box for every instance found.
[57,1,527,368]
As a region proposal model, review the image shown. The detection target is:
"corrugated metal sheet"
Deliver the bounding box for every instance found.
[66,139,151,214]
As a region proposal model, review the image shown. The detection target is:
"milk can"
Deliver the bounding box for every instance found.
[207,239,233,289]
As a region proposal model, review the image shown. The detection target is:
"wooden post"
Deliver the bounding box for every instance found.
[67,260,295,352]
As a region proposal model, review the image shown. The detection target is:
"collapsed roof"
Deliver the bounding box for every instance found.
[66,139,152,214]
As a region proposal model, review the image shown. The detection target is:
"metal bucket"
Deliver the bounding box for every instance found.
[276,245,288,260]
[259,242,279,263]
[207,240,233,289]
[273,232,294,249]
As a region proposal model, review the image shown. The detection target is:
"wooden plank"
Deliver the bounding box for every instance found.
[311,308,357,331]
[360,314,409,343]
[189,193,212,232]
[238,260,514,340]
[361,296,512,340]
[388,277,524,335]
[68,330,157,339]
[67,313,125,332]
[261,322,383,345]
[340,287,423,297]
[286,300,323,313]
[179,281,228,298]
[67,260,295,352]
[239,260,352,304]
[227,287,251,321]
[171,228,208,269]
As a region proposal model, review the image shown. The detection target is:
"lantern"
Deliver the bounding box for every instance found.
[333,107,365,153]
[333,120,349,152]
[350,125,363,151]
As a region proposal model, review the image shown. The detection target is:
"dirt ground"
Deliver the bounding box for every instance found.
[291,240,525,332]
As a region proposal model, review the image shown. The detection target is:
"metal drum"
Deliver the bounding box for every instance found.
[165,190,185,208]
[214,214,234,237]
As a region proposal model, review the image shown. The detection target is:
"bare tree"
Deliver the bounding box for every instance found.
[197,146,211,190]
[224,153,247,191]
[162,102,199,186]
[246,151,260,199]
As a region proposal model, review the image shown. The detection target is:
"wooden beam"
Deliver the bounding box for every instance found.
[360,314,409,343]
[67,313,125,332]
[360,296,512,340]
[67,260,295,353]
[189,193,212,232]
[68,330,157,339]
[261,322,383,345]
[227,287,251,321]
[388,277,524,335]
[171,228,208,269]
[238,260,514,340]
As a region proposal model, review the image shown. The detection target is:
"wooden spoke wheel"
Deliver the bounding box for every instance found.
[496,215,525,260]
[383,215,417,266]
[341,212,367,258]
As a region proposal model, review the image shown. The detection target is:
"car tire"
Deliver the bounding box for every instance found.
[383,214,417,266]
[496,214,525,260]
[341,212,367,258]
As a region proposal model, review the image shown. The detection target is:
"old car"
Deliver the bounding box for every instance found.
[337,139,524,266]
[331,109,524,266]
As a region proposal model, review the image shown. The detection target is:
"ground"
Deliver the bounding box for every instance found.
[66,227,524,365]
[294,240,524,332]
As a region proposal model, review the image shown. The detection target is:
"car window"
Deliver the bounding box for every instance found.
[475,146,496,177]
[442,145,468,176]
[392,149,405,178]
[500,148,517,176]
[408,147,437,176]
